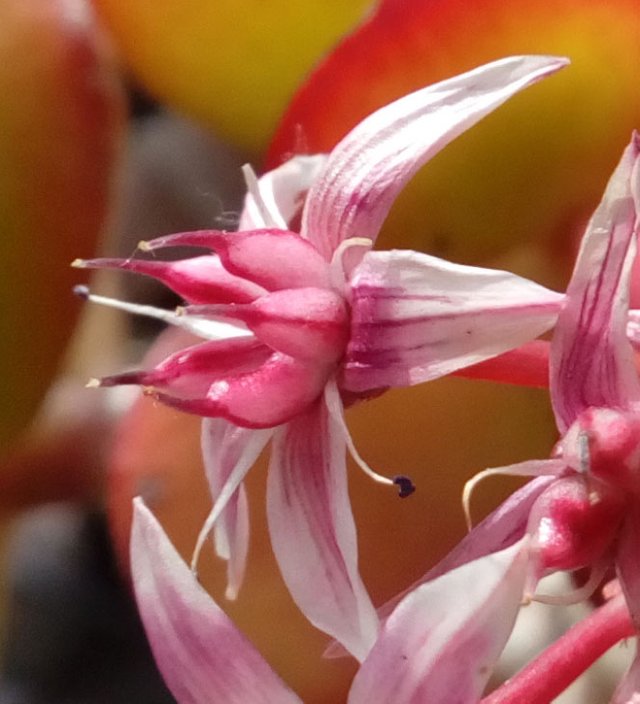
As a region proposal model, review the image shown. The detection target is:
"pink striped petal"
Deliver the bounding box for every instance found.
[551,136,640,433]
[131,500,303,704]
[73,255,266,304]
[611,648,640,704]
[201,418,270,600]
[301,55,568,259]
[267,397,378,662]
[347,540,529,704]
[342,250,563,393]
[239,155,328,230]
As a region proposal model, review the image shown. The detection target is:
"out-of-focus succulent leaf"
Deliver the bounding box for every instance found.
[0,0,125,450]
[267,0,640,271]
[91,0,372,155]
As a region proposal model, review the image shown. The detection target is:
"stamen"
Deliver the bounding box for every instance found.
[324,380,415,496]
[462,459,564,530]
[242,164,283,229]
[330,237,373,293]
[75,285,251,341]
[462,468,512,531]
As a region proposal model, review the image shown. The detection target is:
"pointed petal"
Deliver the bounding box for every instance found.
[301,55,568,258]
[130,499,303,704]
[239,155,328,230]
[213,287,349,363]
[617,502,640,629]
[611,647,640,704]
[342,250,563,393]
[551,136,640,432]
[156,352,329,428]
[201,418,269,600]
[74,255,265,304]
[348,540,529,704]
[141,228,234,251]
[144,229,332,291]
[192,421,273,579]
[99,337,271,401]
[210,230,333,291]
[267,397,378,662]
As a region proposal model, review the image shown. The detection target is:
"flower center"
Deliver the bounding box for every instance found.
[528,475,624,574]
[563,407,640,494]
[220,286,351,364]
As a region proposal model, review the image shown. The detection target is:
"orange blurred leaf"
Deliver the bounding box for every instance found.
[0,0,125,449]
[267,0,640,271]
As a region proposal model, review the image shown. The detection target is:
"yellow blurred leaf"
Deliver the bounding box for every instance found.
[92,0,372,154]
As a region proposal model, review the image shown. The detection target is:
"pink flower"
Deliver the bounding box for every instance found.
[385,134,640,690]
[75,55,567,660]
[132,498,530,704]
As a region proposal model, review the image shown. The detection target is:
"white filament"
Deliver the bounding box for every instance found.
[79,289,250,341]
[323,379,394,488]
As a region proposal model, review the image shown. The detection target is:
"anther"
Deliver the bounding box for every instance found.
[73,284,90,299]
[578,430,591,473]
[393,475,416,498]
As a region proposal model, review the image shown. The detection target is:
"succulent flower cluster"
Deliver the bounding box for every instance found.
[76,55,640,702]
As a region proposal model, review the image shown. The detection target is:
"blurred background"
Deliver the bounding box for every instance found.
[1,0,639,701]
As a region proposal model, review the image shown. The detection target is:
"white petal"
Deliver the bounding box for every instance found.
[348,540,529,704]
[267,397,378,662]
[239,155,328,230]
[202,420,252,600]
[343,249,563,392]
[192,421,273,579]
[301,55,568,258]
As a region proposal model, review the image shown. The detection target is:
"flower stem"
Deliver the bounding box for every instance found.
[481,595,634,704]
